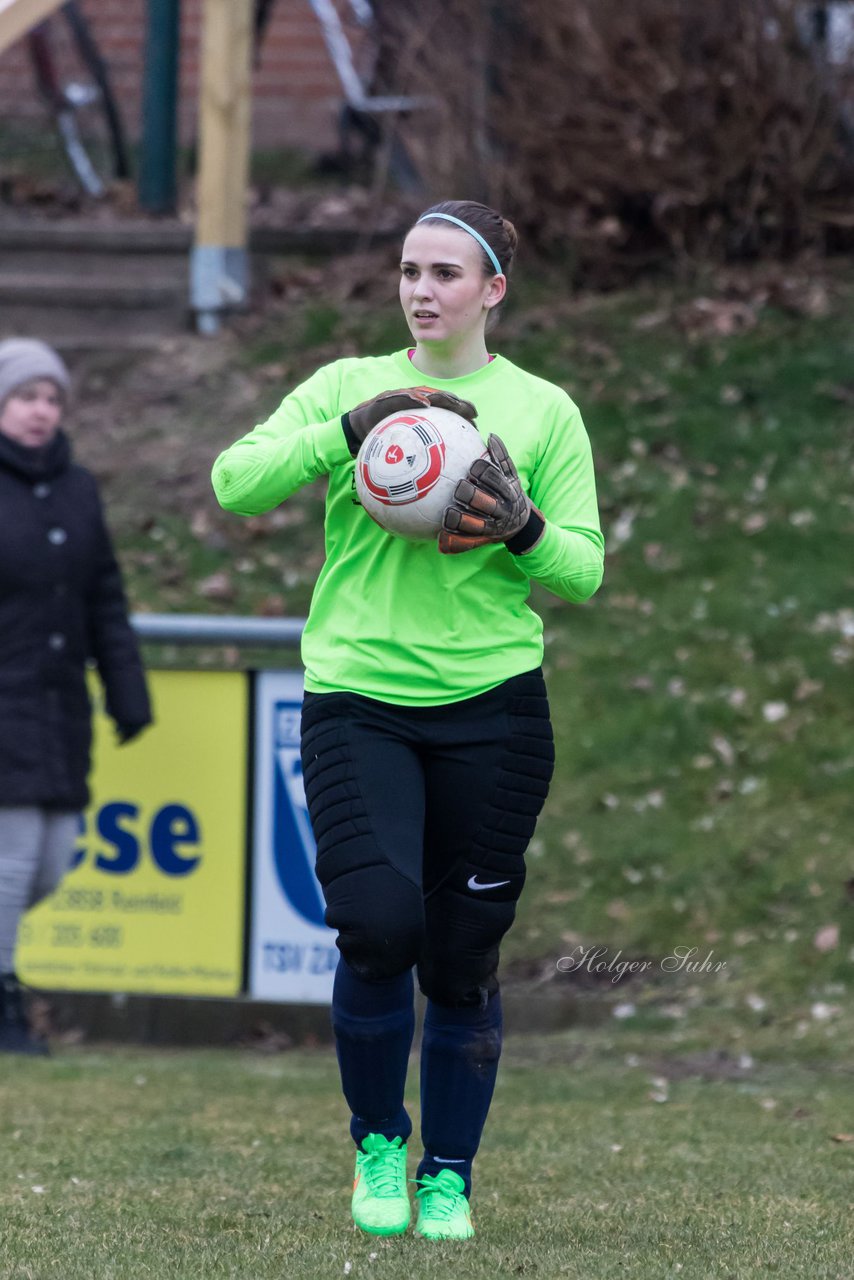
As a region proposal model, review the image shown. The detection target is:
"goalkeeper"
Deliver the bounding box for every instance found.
[212,199,604,1242]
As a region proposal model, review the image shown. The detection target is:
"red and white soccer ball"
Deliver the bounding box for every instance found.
[355,406,486,540]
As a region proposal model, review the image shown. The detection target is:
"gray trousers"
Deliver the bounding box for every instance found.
[0,808,79,971]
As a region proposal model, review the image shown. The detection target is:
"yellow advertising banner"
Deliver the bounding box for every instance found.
[17,670,248,996]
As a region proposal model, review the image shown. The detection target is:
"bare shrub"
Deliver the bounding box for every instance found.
[385,0,854,277]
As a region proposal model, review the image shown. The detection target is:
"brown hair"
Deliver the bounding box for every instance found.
[413,200,519,280]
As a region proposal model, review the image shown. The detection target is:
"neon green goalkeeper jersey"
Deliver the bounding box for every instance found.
[211,349,604,705]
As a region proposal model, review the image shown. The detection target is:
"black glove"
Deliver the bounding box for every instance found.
[342,386,477,456]
[116,722,149,746]
[439,434,545,555]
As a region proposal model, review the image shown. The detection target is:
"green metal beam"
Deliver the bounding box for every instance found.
[138,0,181,214]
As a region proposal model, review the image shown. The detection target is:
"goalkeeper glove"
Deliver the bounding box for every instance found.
[342,387,477,456]
[439,433,545,555]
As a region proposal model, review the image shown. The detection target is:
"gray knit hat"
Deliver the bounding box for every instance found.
[0,339,71,409]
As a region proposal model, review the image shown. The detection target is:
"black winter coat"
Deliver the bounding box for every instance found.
[0,429,151,809]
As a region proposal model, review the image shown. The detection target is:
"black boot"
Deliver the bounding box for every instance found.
[0,972,49,1056]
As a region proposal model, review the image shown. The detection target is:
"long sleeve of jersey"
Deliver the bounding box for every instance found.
[211,363,351,515]
[514,401,605,604]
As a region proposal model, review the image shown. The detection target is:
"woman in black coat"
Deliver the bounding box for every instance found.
[0,338,151,1055]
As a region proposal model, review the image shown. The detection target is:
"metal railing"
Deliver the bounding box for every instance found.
[131,613,306,647]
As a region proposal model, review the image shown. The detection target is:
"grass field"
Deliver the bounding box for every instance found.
[2,1013,853,1280]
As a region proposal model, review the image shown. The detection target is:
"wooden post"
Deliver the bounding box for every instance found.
[0,0,65,56]
[190,0,253,334]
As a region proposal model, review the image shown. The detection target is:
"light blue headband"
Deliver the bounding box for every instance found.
[416,212,503,276]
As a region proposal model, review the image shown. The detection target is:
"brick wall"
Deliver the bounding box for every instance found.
[0,0,341,152]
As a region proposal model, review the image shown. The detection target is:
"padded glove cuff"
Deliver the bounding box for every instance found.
[341,411,361,457]
[505,507,546,556]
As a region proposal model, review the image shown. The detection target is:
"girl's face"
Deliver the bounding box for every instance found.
[0,379,63,448]
[399,224,505,349]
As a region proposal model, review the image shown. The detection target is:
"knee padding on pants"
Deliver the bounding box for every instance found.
[328,872,424,983]
[418,943,504,1009]
[418,889,517,1007]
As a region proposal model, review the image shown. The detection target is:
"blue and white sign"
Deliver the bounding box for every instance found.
[249,672,338,1002]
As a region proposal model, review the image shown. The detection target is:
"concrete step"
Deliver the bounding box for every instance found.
[1,248,188,275]
[0,218,192,254]
[0,212,404,347]
[0,271,187,309]
[0,303,192,349]
[0,216,401,255]
[0,250,187,306]
[0,245,191,343]
[38,976,596,1047]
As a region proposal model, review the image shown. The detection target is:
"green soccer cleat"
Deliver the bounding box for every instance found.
[351,1134,411,1236]
[414,1168,475,1241]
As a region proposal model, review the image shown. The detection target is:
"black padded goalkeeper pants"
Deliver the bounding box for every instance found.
[299,668,555,1008]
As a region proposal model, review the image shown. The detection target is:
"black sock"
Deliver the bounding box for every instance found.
[331,959,415,1148]
[417,990,503,1198]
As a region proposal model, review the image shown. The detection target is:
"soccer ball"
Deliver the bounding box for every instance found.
[355,406,486,540]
